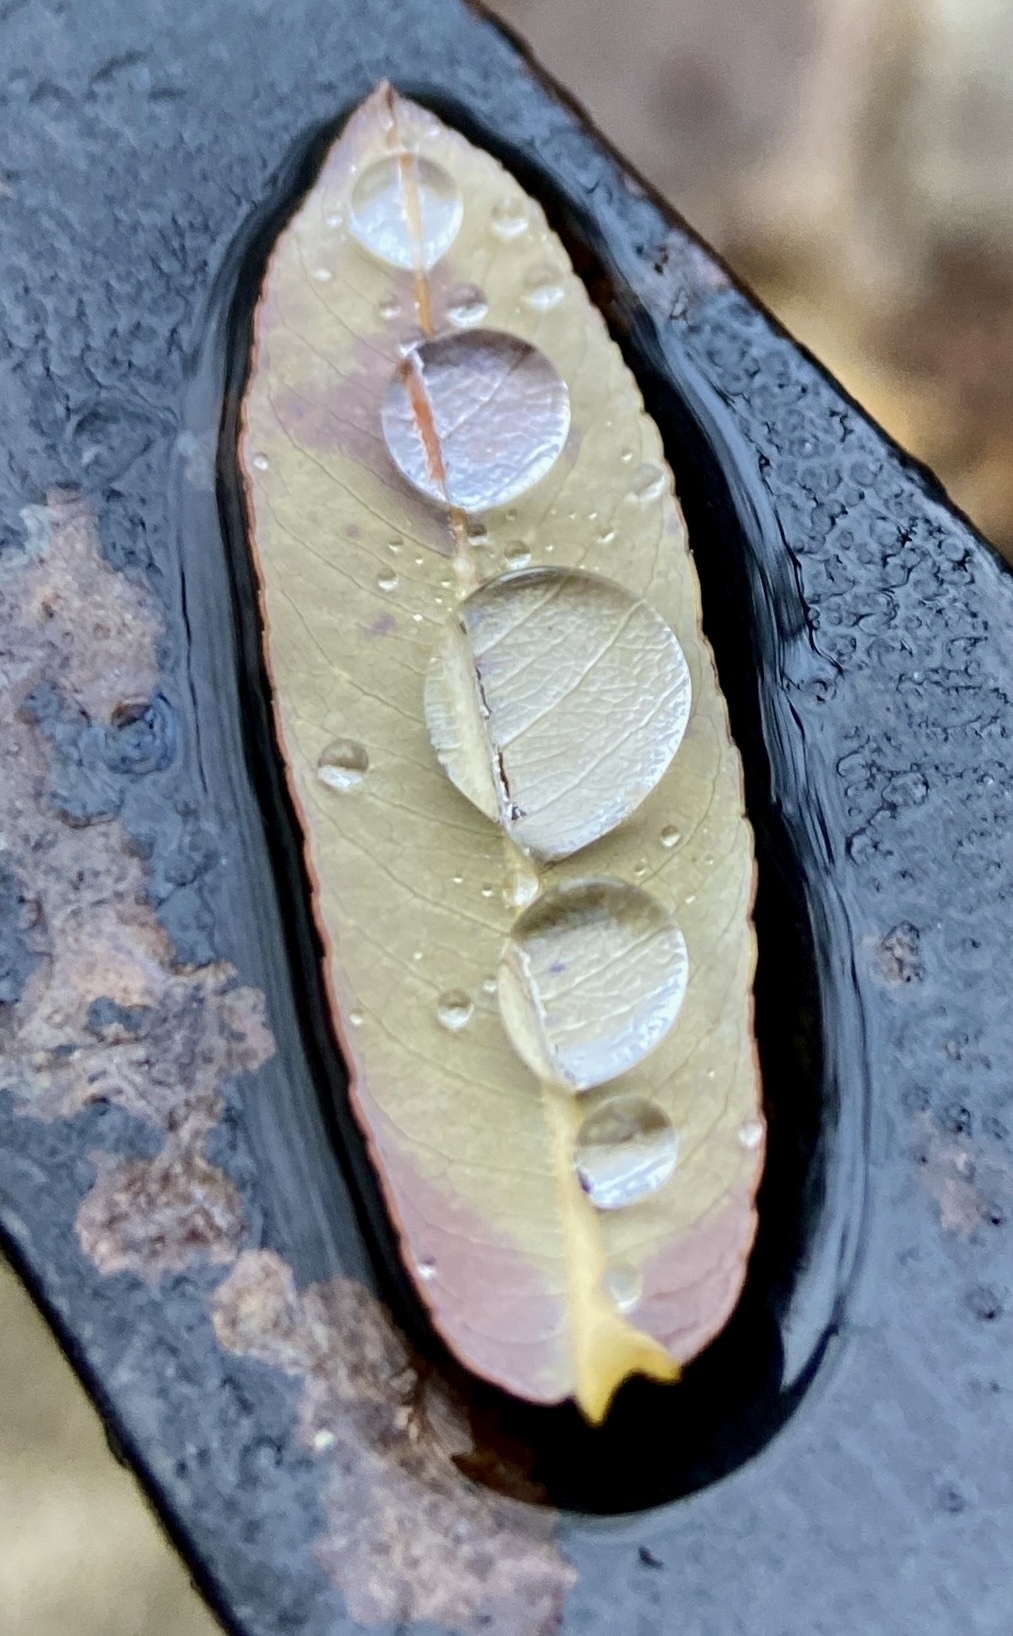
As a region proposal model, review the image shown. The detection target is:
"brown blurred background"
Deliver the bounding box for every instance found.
[5,1,1013,1630]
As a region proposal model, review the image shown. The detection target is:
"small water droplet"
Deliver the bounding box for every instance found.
[377,569,399,592]
[451,873,463,885]
[523,264,565,310]
[491,197,529,239]
[437,989,473,1031]
[739,1119,764,1150]
[660,825,681,848]
[596,528,616,546]
[325,210,343,230]
[317,738,368,792]
[602,1263,643,1313]
[480,883,496,899]
[251,452,269,471]
[482,975,497,995]
[505,508,518,523]
[633,858,648,877]
[349,1010,364,1027]
[620,448,634,464]
[417,1258,437,1281]
[685,894,697,904]
[312,265,333,282]
[503,541,532,570]
[498,880,689,1091]
[412,948,424,962]
[413,554,425,566]
[379,295,402,321]
[630,462,666,502]
[446,282,489,326]
[383,331,571,511]
[412,612,423,623]
[467,520,489,544]
[349,153,463,270]
[313,1428,336,1451]
[576,1096,679,1210]
[388,538,402,554]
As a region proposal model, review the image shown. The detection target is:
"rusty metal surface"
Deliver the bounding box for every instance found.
[0,2,1011,1633]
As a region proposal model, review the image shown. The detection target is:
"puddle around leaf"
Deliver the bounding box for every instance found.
[381,330,570,511]
[424,568,692,861]
[348,153,463,269]
[575,1096,680,1209]
[496,879,688,1091]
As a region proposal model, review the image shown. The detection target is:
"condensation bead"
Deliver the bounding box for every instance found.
[497,879,689,1092]
[348,153,462,270]
[381,330,570,512]
[575,1096,679,1209]
[317,738,368,792]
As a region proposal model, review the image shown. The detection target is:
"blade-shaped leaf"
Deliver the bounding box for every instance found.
[240,83,764,1422]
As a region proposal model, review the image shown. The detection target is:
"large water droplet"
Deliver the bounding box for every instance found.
[575,1097,679,1209]
[382,330,570,512]
[446,282,489,326]
[424,569,692,861]
[348,153,462,270]
[660,825,681,849]
[317,738,369,792]
[497,879,688,1091]
[437,989,474,1031]
[376,569,398,592]
[602,1263,643,1313]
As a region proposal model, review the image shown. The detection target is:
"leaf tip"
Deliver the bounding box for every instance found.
[575,1313,680,1426]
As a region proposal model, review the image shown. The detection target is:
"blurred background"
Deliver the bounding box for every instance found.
[5,0,1013,1630]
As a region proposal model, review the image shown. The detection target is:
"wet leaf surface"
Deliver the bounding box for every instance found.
[240,85,763,1420]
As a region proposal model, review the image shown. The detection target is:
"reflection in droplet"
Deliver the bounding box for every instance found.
[497,880,689,1091]
[446,282,489,326]
[660,825,681,849]
[491,197,529,239]
[251,452,269,471]
[503,542,532,570]
[437,989,474,1031]
[576,1097,679,1210]
[377,569,399,592]
[602,1263,643,1313]
[424,569,692,861]
[348,153,462,270]
[382,331,570,512]
[523,264,565,310]
[630,462,666,502]
[739,1119,764,1150]
[317,738,369,792]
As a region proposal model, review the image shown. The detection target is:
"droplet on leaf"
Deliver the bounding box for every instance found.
[445,282,489,326]
[575,1097,680,1209]
[660,825,681,849]
[503,542,532,569]
[317,738,369,792]
[382,330,570,512]
[424,568,692,861]
[437,989,474,1031]
[630,462,666,502]
[490,197,529,239]
[376,569,398,591]
[497,879,689,1091]
[523,264,565,310]
[602,1263,643,1313]
[348,153,462,269]
[739,1119,764,1149]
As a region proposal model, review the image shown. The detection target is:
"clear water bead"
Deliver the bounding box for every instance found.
[376,569,398,592]
[630,462,666,502]
[575,1096,679,1210]
[437,989,473,1031]
[497,879,689,1091]
[523,264,565,311]
[382,330,570,512]
[490,197,529,239]
[316,738,368,792]
[739,1119,764,1150]
[251,452,269,471]
[602,1263,643,1314]
[446,282,489,326]
[348,153,462,270]
[660,825,681,849]
[503,542,532,570]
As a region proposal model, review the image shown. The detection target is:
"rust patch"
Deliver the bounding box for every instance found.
[212,1251,576,1636]
[913,1108,1013,1237]
[0,492,273,1280]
